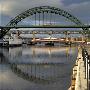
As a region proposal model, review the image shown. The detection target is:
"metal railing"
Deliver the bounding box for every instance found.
[82,48,90,90]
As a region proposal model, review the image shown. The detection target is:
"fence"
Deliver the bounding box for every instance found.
[82,48,90,90]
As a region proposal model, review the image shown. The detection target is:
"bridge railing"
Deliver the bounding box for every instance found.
[82,48,90,90]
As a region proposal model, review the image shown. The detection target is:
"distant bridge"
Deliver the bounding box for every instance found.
[31,38,85,44]
[0,6,89,39]
[9,29,84,34]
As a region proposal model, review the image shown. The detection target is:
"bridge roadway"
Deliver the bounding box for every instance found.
[0,25,90,28]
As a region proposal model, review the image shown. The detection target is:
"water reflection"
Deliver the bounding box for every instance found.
[0,46,78,90]
[11,64,70,84]
[0,48,9,64]
[8,46,77,64]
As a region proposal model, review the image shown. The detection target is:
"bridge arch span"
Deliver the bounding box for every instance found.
[7,6,83,26]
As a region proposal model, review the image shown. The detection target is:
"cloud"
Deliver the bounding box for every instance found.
[66,1,90,24]
[0,0,18,16]
[67,1,90,16]
[0,0,64,16]
[1,0,90,25]
[0,0,65,25]
[62,0,90,6]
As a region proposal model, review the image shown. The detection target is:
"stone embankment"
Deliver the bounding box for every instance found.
[69,47,87,90]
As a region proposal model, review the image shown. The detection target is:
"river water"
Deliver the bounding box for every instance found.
[0,45,78,90]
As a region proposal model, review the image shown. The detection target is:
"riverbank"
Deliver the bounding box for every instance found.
[69,46,87,90]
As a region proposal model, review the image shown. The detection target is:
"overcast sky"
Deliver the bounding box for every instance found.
[0,0,90,26]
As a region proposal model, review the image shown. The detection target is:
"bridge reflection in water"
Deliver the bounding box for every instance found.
[0,46,78,90]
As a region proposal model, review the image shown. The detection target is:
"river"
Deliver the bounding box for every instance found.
[0,45,78,90]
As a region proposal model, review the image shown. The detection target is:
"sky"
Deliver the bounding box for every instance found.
[0,0,90,26]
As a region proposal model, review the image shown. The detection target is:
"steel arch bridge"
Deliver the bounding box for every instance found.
[0,6,88,38]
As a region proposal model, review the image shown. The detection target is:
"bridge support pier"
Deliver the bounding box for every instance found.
[82,35,85,43]
[29,31,37,45]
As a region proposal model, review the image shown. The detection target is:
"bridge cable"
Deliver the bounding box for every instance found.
[54,13,55,25]
[39,13,40,26]
[50,13,52,25]
[35,13,36,26]
[46,12,47,25]
[42,12,44,25]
